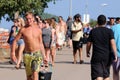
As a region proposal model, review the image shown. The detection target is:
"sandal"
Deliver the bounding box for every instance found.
[80,60,84,64]
[15,63,22,69]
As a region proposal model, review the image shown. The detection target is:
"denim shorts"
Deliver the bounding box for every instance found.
[9,36,14,45]
[17,39,24,46]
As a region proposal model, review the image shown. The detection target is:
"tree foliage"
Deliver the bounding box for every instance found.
[0,0,55,21]
[40,13,58,21]
[89,19,97,28]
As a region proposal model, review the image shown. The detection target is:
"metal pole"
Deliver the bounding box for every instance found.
[85,0,88,14]
[69,0,72,17]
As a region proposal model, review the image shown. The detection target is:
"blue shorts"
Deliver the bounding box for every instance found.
[9,36,14,45]
[9,37,24,46]
[17,39,24,46]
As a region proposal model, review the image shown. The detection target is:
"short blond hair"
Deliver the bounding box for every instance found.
[25,11,34,17]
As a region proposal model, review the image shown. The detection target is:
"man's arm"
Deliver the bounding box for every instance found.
[110,39,117,62]
[11,29,23,62]
[86,42,92,57]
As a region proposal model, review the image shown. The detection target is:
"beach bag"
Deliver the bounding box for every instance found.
[39,65,52,80]
[39,71,52,80]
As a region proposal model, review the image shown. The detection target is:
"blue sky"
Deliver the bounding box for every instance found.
[0,0,120,30]
[45,0,120,20]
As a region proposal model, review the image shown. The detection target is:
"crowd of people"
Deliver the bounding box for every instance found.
[6,11,120,80]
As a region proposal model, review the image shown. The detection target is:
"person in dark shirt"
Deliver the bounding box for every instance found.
[66,16,73,48]
[86,15,117,80]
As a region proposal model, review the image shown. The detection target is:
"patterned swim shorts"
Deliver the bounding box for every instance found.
[23,51,43,76]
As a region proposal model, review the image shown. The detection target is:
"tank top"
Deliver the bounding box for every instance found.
[42,27,52,48]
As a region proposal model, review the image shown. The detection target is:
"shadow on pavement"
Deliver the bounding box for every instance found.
[0,61,12,65]
[55,61,91,65]
[0,61,25,69]
[0,66,15,69]
[55,61,73,64]
[83,61,91,65]
[0,65,25,70]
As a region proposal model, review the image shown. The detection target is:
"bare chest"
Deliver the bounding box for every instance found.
[22,28,40,40]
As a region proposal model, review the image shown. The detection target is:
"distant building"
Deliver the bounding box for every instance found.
[0,28,10,48]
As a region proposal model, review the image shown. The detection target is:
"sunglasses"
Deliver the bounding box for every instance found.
[43,21,47,24]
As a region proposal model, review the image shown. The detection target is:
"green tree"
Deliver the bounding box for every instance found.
[89,19,97,28]
[0,0,56,21]
[41,13,58,20]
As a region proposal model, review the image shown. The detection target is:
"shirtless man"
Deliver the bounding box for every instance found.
[56,16,67,50]
[11,12,47,80]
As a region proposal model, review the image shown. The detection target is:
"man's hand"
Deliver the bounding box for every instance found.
[43,56,48,65]
[11,53,17,63]
[113,56,117,62]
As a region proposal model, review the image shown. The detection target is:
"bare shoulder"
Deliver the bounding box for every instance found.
[20,27,26,34]
[34,24,42,33]
[56,24,60,28]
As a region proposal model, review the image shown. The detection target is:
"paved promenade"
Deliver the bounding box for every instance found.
[0,45,113,80]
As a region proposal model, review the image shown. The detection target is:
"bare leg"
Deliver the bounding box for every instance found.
[78,48,84,64]
[45,48,50,64]
[96,77,103,80]
[78,48,83,60]
[15,46,19,61]
[33,71,38,80]
[15,44,25,69]
[50,47,56,66]
[113,70,119,80]
[27,75,32,80]
[73,49,77,64]
[68,38,72,48]
[96,77,110,80]
[104,77,110,80]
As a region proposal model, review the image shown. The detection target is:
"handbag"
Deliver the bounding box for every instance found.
[39,65,52,80]
[77,37,83,48]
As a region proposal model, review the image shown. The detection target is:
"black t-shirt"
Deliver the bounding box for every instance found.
[88,27,114,64]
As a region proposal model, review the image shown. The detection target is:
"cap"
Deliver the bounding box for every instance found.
[108,17,115,19]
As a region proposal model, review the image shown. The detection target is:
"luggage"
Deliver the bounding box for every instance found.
[39,65,52,80]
